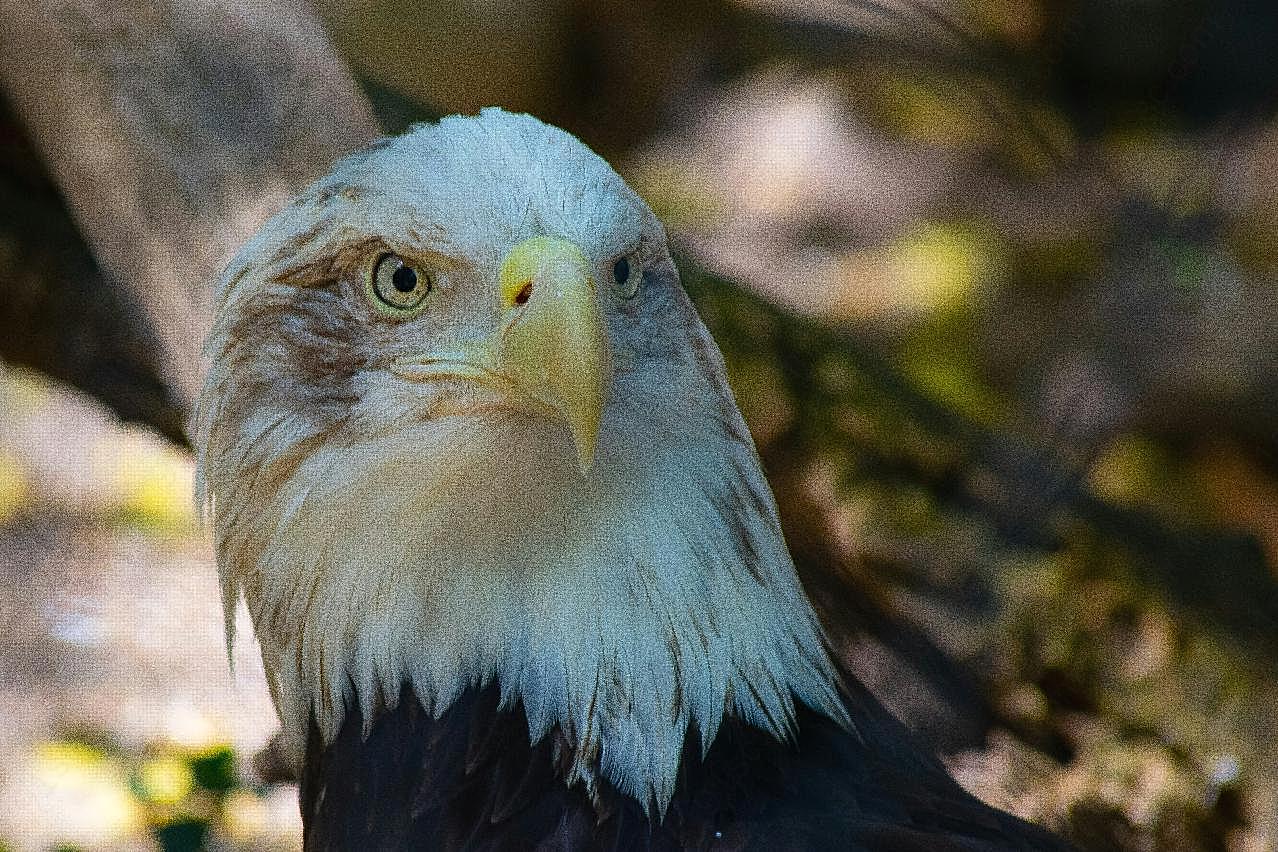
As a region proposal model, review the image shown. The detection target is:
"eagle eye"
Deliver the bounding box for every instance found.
[611,253,640,299]
[369,252,431,314]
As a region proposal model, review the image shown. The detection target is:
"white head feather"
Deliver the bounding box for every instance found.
[196,107,846,812]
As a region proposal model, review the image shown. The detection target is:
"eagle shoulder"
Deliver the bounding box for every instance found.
[300,679,1071,851]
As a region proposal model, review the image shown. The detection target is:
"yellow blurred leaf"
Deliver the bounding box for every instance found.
[97,439,195,532]
[890,222,988,311]
[902,358,1002,425]
[33,741,108,779]
[139,756,194,805]
[625,161,723,231]
[1089,434,1162,506]
[874,76,989,148]
[30,741,141,842]
[0,365,51,416]
[835,221,998,325]
[0,452,29,523]
[967,0,1044,45]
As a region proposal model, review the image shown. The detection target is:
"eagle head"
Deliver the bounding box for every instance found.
[196,108,844,812]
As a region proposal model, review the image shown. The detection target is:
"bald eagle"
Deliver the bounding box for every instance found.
[196,109,1068,850]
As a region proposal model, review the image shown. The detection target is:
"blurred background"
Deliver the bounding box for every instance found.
[2,0,1277,849]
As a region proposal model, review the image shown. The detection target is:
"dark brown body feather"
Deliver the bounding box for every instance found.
[300,673,1071,851]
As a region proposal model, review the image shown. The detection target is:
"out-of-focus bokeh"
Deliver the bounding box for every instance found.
[2,0,1277,849]
[0,365,296,850]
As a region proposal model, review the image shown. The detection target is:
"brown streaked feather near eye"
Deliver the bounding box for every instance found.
[308,183,367,207]
[267,232,377,288]
[266,220,333,268]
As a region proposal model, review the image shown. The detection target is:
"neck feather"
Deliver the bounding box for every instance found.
[206,388,847,813]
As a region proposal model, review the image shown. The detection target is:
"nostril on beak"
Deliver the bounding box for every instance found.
[513,280,533,306]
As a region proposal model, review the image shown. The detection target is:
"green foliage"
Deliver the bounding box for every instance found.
[680,254,1278,848]
[190,747,237,794]
[32,725,280,852]
[154,819,210,852]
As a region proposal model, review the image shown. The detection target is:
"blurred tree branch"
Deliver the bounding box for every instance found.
[0,0,378,430]
[0,99,188,442]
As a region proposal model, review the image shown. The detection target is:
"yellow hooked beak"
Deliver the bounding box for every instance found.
[393,236,610,471]
[495,236,610,470]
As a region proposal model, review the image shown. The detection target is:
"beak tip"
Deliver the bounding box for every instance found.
[573,430,599,475]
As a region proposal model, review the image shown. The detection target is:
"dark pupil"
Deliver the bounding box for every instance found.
[613,257,630,284]
[391,263,418,293]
